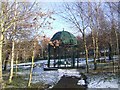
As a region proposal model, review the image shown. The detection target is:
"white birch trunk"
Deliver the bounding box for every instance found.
[83,33,89,73]
[95,31,99,70]
[0,30,3,86]
[15,51,18,75]
[0,2,4,88]
[91,30,97,70]
[9,1,17,82]
[28,42,35,87]
[9,40,15,83]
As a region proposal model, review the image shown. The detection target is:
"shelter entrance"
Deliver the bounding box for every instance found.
[47,31,81,69]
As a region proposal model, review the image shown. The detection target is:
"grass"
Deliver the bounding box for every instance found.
[2,71,48,89]
[4,74,28,88]
[30,83,49,89]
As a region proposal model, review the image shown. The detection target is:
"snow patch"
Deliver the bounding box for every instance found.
[77,79,86,85]
[87,73,118,88]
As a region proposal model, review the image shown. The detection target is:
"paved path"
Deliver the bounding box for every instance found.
[50,75,87,90]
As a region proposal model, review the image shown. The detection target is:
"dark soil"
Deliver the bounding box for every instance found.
[50,75,87,90]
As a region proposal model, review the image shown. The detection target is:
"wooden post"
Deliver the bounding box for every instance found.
[53,48,56,67]
[72,47,75,68]
[58,46,61,68]
[47,44,50,67]
[64,47,66,68]
[77,48,79,68]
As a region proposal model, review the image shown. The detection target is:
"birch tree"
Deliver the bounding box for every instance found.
[87,2,97,70]
[107,2,119,72]
[92,2,101,70]
[28,39,36,87]
[9,0,17,83]
[0,2,14,87]
[8,1,39,83]
[0,2,5,87]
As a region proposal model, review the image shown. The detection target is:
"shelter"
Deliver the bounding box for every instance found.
[47,30,79,68]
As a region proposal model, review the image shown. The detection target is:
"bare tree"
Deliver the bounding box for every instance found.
[9,0,17,83]
[87,2,97,70]
[0,2,14,88]
[107,2,119,72]
[0,2,5,88]
[58,2,89,72]
[28,39,36,87]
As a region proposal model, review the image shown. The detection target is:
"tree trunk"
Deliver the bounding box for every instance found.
[28,42,35,87]
[9,40,15,83]
[109,37,114,73]
[4,50,10,71]
[108,38,113,61]
[104,48,107,62]
[91,30,97,70]
[0,32,3,88]
[4,61,7,71]
[83,33,89,73]
[114,30,120,70]
[112,51,115,73]
[95,32,99,70]
[15,51,19,76]
[0,3,4,87]
[28,51,34,87]
[9,0,17,83]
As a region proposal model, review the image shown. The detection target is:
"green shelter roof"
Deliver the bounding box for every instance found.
[51,31,77,45]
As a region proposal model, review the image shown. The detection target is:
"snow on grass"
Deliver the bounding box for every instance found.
[17,67,119,89]
[16,58,119,88]
[58,69,81,78]
[87,73,118,88]
[31,68,81,85]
